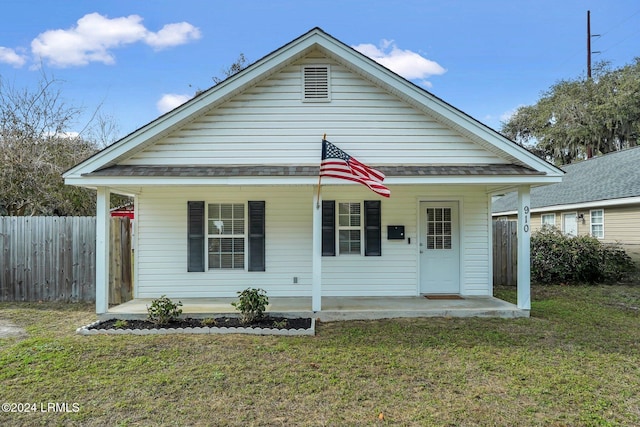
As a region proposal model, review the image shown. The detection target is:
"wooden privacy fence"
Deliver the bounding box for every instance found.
[0,216,132,303]
[493,220,518,286]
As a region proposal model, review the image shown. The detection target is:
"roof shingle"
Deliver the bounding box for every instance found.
[86,164,543,178]
[492,147,640,212]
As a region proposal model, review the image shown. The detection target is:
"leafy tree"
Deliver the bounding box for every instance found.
[0,72,116,216]
[502,59,640,164]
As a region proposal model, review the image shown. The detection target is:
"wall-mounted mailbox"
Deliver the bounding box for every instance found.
[387,225,405,240]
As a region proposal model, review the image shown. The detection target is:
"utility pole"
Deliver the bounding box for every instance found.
[586,10,600,158]
[587,10,601,79]
[587,10,592,78]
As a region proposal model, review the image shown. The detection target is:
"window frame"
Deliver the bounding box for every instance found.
[590,209,604,239]
[206,202,247,270]
[425,206,453,250]
[337,201,363,255]
[541,213,556,228]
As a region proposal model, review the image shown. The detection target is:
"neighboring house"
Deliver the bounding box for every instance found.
[64,28,563,315]
[110,202,135,219]
[492,146,640,263]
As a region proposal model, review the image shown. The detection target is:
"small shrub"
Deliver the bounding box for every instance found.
[201,318,217,327]
[147,295,183,325]
[272,318,288,329]
[113,319,129,329]
[232,288,269,324]
[531,227,635,284]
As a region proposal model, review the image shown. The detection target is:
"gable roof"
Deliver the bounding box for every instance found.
[64,27,562,181]
[492,146,640,213]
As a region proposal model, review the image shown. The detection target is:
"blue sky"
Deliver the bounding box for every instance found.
[1,0,638,141]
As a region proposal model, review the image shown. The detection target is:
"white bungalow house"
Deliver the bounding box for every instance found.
[64,28,563,317]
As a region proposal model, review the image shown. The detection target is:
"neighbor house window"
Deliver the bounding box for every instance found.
[207,203,245,269]
[541,213,555,228]
[338,202,362,254]
[590,209,604,239]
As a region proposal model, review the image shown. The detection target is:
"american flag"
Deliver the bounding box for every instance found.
[320,139,390,197]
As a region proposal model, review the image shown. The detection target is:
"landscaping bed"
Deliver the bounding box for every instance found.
[78,316,315,336]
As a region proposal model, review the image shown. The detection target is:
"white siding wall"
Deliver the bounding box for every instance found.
[135,184,492,298]
[136,186,312,298]
[123,56,506,166]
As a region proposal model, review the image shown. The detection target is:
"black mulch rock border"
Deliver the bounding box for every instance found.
[89,316,312,331]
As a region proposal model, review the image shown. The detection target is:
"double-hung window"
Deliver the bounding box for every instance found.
[322,200,381,257]
[590,209,604,239]
[338,202,362,255]
[207,203,245,269]
[541,213,555,228]
[188,201,265,272]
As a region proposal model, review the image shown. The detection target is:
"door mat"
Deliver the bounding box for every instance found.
[424,294,464,300]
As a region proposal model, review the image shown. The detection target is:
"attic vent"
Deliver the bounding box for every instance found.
[303,65,330,101]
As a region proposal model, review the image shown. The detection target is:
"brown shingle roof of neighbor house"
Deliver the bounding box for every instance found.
[85,164,544,177]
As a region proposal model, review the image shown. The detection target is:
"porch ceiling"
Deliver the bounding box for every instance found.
[104,296,529,322]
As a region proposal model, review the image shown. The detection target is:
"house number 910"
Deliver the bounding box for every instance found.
[523,206,530,233]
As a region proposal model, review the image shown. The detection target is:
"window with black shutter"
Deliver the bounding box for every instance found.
[187,201,205,272]
[189,200,266,271]
[248,201,266,271]
[364,200,381,256]
[323,200,382,257]
[321,201,335,256]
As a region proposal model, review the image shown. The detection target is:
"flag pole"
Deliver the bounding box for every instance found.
[316,134,326,209]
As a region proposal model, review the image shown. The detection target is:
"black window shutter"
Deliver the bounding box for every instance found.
[364,200,381,256]
[187,201,205,272]
[248,201,266,271]
[322,201,335,256]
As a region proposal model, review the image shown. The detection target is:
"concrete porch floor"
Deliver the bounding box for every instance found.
[103,296,528,321]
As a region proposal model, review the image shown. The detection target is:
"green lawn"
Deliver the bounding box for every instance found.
[1,285,639,426]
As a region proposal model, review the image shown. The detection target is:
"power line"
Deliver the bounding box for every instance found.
[597,8,640,37]
[590,8,640,58]
[599,27,640,55]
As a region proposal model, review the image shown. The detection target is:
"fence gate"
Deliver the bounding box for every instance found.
[493,220,518,286]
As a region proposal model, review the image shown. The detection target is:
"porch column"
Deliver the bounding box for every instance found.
[312,193,322,311]
[517,186,531,310]
[95,187,111,314]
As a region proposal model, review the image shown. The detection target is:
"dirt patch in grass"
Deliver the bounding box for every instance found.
[0,319,26,338]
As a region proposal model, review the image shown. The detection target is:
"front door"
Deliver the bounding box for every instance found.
[563,212,578,236]
[419,201,460,294]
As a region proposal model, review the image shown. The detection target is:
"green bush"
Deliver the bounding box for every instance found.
[147,295,183,325]
[232,288,269,324]
[531,227,635,285]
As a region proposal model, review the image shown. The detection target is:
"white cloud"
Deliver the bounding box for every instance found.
[352,39,446,86]
[0,47,27,67]
[30,13,201,68]
[45,131,80,139]
[157,93,191,114]
[144,22,202,50]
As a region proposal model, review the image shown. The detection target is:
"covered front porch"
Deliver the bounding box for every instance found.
[92,185,536,316]
[102,295,528,322]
